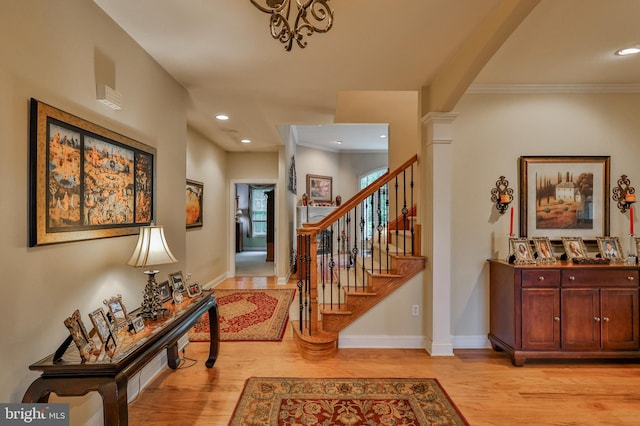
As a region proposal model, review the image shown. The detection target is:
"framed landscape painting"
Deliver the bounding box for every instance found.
[306,174,332,203]
[519,156,610,241]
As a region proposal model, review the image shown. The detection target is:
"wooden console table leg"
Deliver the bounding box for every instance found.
[98,375,128,426]
[23,376,129,426]
[22,378,52,403]
[205,301,220,368]
[167,343,180,370]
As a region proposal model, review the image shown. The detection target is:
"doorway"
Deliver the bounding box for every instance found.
[234,183,276,276]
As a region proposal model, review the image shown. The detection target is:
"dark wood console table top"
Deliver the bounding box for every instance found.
[22,289,219,425]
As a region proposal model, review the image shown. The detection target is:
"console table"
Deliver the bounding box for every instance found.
[488,260,640,366]
[22,289,219,425]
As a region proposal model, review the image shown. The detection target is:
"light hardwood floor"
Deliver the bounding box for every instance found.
[128,277,640,425]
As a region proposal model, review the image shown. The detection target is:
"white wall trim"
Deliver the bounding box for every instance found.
[338,335,425,349]
[466,83,640,94]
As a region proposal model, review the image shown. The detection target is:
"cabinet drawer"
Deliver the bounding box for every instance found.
[522,269,560,287]
[561,269,639,287]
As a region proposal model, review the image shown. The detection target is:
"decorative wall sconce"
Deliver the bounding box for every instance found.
[612,174,636,213]
[490,176,514,214]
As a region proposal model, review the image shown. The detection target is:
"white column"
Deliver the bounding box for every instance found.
[421,112,458,356]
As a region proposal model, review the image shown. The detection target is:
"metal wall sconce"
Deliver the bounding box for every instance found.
[490,176,514,214]
[612,174,636,213]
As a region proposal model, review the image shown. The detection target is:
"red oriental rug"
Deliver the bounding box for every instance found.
[188,289,295,342]
[229,377,469,425]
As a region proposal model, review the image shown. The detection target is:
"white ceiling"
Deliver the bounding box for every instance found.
[92,0,640,152]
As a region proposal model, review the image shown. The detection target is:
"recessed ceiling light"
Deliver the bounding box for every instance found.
[333,140,343,145]
[215,113,229,120]
[615,45,640,56]
[240,139,251,144]
[380,134,387,139]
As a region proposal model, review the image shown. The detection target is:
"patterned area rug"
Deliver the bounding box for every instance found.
[188,289,295,342]
[229,377,469,425]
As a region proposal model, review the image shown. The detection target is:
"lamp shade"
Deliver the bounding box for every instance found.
[127,225,178,268]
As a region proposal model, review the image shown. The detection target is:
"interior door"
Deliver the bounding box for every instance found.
[265,189,274,261]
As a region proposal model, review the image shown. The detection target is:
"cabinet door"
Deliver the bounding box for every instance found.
[601,288,639,350]
[522,288,560,350]
[561,288,600,351]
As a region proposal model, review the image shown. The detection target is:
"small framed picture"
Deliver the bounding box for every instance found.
[562,237,588,260]
[532,237,556,263]
[157,280,172,303]
[168,271,186,293]
[64,310,100,361]
[130,316,146,334]
[510,238,535,264]
[89,308,117,346]
[596,236,624,262]
[103,294,130,331]
[187,282,202,298]
[173,289,184,304]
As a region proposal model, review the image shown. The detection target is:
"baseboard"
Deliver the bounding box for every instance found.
[202,273,228,290]
[338,334,425,349]
[451,334,492,349]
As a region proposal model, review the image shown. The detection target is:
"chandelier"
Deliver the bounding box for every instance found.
[250,0,334,51]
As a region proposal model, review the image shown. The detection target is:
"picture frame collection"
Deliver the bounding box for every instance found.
[509,155,638,265]
[64,272,203,361]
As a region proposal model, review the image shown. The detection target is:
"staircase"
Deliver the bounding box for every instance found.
[291,155,426,360]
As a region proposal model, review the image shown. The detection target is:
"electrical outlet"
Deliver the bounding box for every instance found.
[412,305,419,316]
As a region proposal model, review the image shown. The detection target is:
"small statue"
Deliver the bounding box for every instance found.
[302,193,308,206]
[335,195,342,206]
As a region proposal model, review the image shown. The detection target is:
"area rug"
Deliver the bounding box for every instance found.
[228,377,469,425]
[188,289,295,342]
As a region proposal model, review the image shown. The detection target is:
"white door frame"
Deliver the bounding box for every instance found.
[229,179,278,277]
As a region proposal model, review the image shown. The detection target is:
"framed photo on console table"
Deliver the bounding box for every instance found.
[532,236,556,262]
[596,236,624,262]
[510,238,535,264]
[519,156,610,241]
[562,237,588,261]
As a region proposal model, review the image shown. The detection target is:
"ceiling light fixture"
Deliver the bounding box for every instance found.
[249,0,334,51]
[215,114,230,120]
[615,45,640,56]
[241,139,252,144]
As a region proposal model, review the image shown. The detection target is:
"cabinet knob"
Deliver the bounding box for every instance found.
[538,276,545,281]
[554,316,560,321]
[603,317,610,322]
[628,276,635,281]
[569,276,576,281]
[594,317,601,322]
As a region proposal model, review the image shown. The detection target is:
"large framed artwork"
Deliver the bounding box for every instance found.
[186,179,203,228]
[519,156,610,241]
[29,99,155,246]
[306,174,332,203]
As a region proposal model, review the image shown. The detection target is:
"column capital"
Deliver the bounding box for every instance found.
[421,112,459,144]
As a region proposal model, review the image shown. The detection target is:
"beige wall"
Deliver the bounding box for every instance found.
[451,92,640,343]
[186,127,229,286]
[0,1,188,423]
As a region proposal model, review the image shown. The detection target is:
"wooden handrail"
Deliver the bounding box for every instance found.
[308,154,418,231]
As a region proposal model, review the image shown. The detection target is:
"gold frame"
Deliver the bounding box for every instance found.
[88,308,116,346]
[64,310,99,361]
[562,237,588,260]
[103,294,130,331]
[510,238,535,264]
[29,99,156,246]
[596,236,624,262]
[532,237,556,263]
[306,174,333,203]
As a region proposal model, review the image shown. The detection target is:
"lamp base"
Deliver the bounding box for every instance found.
[139,270,168,320]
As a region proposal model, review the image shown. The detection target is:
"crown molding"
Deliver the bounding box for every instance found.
[466,83,640,94]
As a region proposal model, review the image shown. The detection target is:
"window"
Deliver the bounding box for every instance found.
[250,187,269,237]
[360,168,388,241]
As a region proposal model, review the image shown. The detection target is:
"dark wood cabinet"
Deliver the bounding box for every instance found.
[489,260,640,366]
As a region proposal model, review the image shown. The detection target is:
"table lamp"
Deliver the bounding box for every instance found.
[127,224,177,319]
